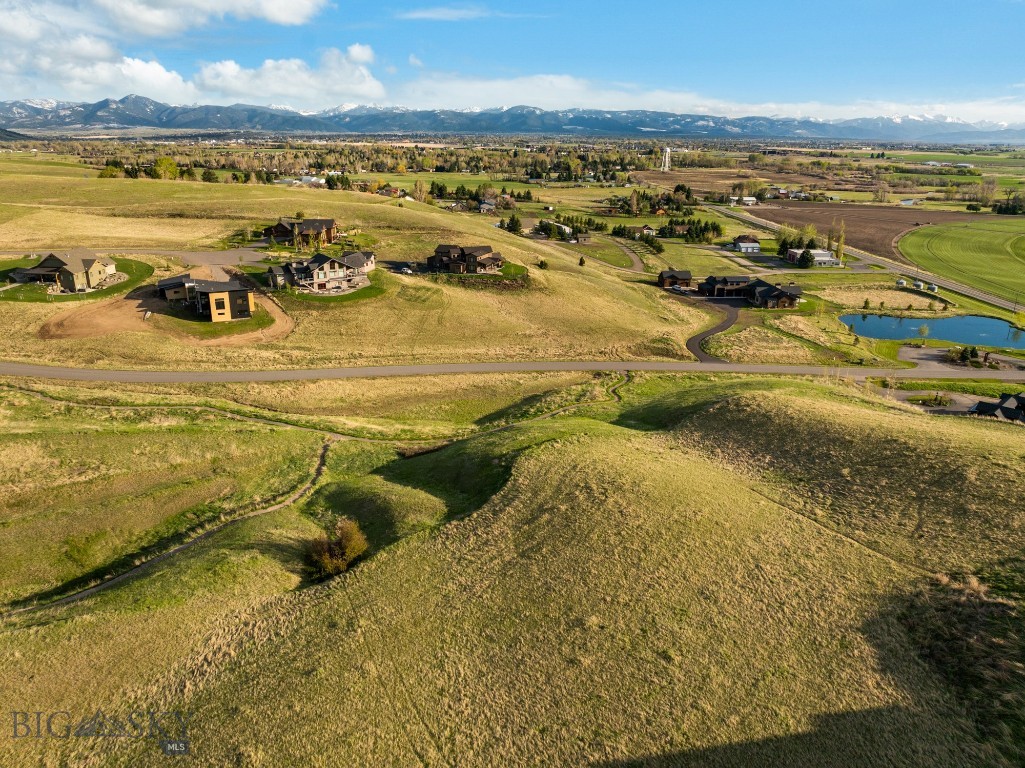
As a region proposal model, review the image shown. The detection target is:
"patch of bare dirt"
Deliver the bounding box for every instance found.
[37,266,294,346]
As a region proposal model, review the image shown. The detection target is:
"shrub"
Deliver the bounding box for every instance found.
[309,517,369,576]
[537,259,549,270]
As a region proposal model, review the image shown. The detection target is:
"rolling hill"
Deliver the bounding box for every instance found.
[3,375,1020,767]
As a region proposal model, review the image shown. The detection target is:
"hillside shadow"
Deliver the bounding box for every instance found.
[594,583,998,768]
[307,438,518,553]
[592,707,921,768]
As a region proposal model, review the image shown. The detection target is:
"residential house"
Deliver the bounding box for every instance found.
[970,393,1025,424]
[427,245,505,274]
[195,280,255,322]
[698,276,802,309]
[625,225,657,239]
[479,200,498,214]
[749,281,803,309]
[268,251,376,291]
[658,270,693,289]
[732,235,761,254]
[13,248,116,293]
[786,248,841,267]
[576,233,593,244]
[740,196,758,206]
[157,274,255,322]
[541,219,574,238]
[263,217,337,247]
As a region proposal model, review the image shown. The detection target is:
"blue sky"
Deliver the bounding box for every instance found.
[4,0,1025,122]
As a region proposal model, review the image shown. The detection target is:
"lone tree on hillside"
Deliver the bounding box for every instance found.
[506,213,522,235]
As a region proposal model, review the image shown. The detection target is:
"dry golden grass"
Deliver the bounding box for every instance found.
[0,210,232,249]
[770,314,842,347]
[814,286,941,311]
[705,325,821,364]
[0,377,1018,766]
[53,423,991,767]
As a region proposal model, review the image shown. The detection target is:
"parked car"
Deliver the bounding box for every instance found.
[401,267,414,275]
[669,285,687,294]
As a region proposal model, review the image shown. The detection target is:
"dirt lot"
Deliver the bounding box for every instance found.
[38,265,294,346]
[754,202,979,260]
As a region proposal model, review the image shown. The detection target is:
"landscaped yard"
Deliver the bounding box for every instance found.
[0,257,154,302]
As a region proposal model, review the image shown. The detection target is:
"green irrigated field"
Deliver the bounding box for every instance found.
[900,219,1025,304]
[1,375,1022,767]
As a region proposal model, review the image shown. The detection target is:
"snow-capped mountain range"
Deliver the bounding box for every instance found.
[3,95,1025,142]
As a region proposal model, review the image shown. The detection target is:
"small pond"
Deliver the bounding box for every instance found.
[840,313,1025,350]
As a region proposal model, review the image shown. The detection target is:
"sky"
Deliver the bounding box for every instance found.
[4,0,1025,123]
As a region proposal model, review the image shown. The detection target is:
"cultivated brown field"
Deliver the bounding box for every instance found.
[755,202,980,260]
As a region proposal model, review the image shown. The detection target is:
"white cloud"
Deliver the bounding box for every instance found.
[92,0,331,35]
[346,43,376,65]
[409,54,425,68]
[195,48,385,109]
[396,5,493,21]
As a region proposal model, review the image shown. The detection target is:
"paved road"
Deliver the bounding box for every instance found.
[2,358,1024,384]
[714,206,1021,313]
[677,296,744,362]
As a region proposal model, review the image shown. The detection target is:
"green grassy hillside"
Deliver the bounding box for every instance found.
[2,375,1019,767]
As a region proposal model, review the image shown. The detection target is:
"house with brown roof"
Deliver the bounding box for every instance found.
[13,248,116,293]
[427,245,505,274]
[658,270,693,288]
[263,218,337,247]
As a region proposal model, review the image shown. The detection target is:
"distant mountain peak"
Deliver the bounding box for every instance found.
[2,96,1025,142]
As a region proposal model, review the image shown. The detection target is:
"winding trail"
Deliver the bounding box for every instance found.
[1,373,632,616]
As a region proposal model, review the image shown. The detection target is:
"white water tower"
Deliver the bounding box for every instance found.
[661,147,672,173]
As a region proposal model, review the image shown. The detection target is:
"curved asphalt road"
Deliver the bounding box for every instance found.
[1,359,1024,383]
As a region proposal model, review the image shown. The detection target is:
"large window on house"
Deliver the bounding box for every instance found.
[214,298,226,311]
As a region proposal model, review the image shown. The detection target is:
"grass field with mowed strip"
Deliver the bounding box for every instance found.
[900,219,1025,304]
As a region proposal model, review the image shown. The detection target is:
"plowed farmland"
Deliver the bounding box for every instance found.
[755,202,980,260]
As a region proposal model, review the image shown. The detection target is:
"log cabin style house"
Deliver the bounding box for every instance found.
[658,270,693,288]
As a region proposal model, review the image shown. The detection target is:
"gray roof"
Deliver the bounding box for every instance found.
[157,273,192,289]
[972,393,1025,422]
[193,279,250,294]
[660,270,692,279]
